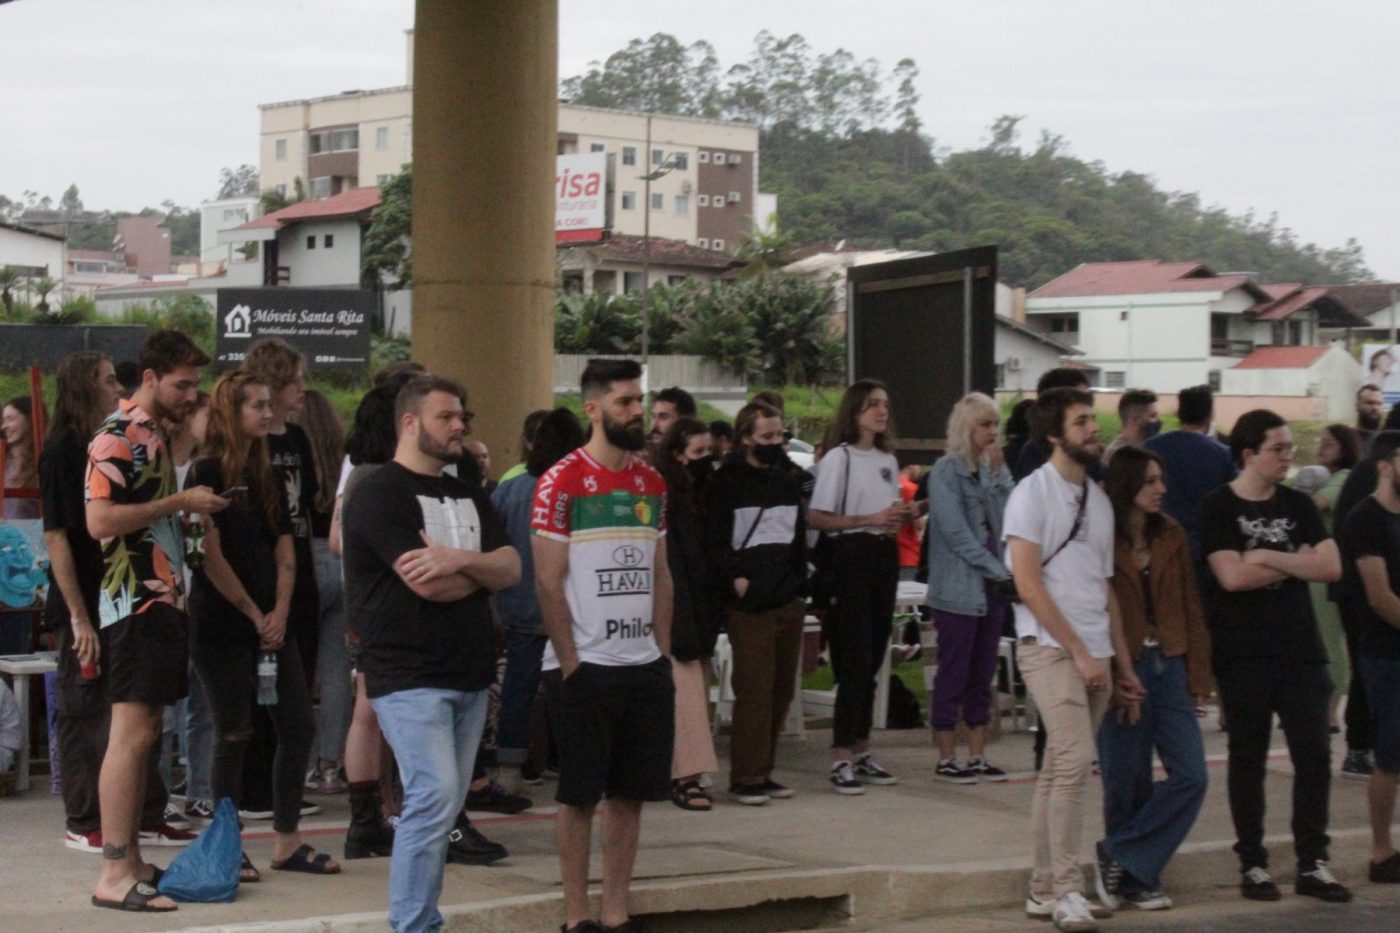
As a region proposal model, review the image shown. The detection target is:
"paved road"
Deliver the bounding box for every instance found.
[831,880,1400,931]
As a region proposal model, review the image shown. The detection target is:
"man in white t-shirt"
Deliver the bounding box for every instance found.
[1003,387,1143,931]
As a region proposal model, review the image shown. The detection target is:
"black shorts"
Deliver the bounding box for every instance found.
[106,603,189,706]
[546,657,674,808]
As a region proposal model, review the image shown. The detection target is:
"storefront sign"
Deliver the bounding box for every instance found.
[216,288,372,370]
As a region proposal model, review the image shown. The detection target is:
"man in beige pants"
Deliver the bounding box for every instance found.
[1004,388,1144,932]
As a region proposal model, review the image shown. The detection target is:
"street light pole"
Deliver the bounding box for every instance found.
[638,113,678,394]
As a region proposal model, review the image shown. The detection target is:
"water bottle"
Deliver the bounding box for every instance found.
[256,651,278,705]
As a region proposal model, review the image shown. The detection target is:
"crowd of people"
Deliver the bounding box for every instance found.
[8,330,1400,932]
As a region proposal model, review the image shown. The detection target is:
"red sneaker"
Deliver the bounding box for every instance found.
[139,824,196,847]
[64,829,103,853]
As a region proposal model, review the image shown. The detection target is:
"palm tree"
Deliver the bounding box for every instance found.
[30,277,58,315]
[0,266,19,319]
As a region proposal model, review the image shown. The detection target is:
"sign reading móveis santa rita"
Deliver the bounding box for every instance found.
[216,288,373,371]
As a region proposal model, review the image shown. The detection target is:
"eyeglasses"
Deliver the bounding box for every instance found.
[1262,443,1296,456]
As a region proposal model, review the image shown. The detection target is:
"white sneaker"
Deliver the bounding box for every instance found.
[829,760,865,795]
[1025,892,1055,919]
[1122,889,1173,910]
[1052,892,1099,932]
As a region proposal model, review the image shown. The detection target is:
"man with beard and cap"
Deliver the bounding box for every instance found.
[87,331,228,914]
[342,375,520,931]
[1357,384,1384,450]
[1003,387,1143,930]
[534,358,675,933]
[650,385,696,447]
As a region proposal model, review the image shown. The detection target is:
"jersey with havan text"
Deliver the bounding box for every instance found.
[531,447,666,670]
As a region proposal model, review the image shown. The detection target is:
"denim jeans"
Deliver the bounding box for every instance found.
[160,662,214,799]
[313,538,352,764]
[372,687,488,933]
[496,629,547,767]
[1096,649,1208,891]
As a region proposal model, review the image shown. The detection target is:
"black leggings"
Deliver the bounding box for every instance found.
[827,534,899,749]
[191,635,315,834]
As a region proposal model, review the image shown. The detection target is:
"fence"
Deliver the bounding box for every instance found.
[0,324,149,372]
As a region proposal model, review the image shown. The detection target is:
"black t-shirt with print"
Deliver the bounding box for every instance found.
[267,425,318,559]
[186,458,292,644]
[342,461,509,699]
[40,425,104,630]
[1199,483,1329,665]
[1339,496,1400,660]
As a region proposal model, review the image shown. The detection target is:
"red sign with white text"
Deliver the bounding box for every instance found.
[556,152,607,244]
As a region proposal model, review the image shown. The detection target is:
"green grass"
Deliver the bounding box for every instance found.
[803,657,930,706]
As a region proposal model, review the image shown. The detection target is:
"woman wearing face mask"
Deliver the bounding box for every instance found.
[650,417,721,811]
[706,402,808,806]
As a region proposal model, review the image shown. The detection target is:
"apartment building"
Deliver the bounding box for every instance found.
[257,30,764,252]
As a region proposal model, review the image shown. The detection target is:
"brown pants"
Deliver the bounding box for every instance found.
[727,598,805,786]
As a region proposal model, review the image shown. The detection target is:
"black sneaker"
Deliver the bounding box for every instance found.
[447,816,508,865]
[1093,841,1124,911]
[1342,749,1374,779]
[829,761,864,795]
[853,753,897,785]
[934,758,977,784]
[758,779,794,799]
[1296,862,1352,902]
[162,803,192,832]
[967,756,1009,782]
[1240,866,1281,901]
[603,919,652,932]
[466,779,533,814]
[1370,851,1400,883]
[728,783,770,806]
[561,921,605,933]
[184,798,215,820]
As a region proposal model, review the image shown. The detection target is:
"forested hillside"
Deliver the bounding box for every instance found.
[563,33,1371,288]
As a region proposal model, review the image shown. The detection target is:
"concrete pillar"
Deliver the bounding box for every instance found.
[411,0,557,477]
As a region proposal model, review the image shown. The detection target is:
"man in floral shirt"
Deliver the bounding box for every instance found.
[85,331,229,915]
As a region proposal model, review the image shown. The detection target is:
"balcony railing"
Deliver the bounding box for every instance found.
[1211,338,1254,358]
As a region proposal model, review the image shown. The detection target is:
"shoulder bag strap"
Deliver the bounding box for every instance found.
[1041,481,1088,568]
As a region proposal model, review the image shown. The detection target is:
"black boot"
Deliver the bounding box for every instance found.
[344,781,395,859]
[447,812,507,865]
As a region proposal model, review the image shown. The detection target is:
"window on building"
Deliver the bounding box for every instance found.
[621,191,636,210]
[652,148,664,166]
[713,238,726,251]
[698,151,710,163]
[324,235,334,248]
[275,138,287,161]
[713,152,726,165]
[1045,313,1079,343]
[1208,369,1222,392]
[713,198,725,209]
[1104,371,1126,389]
[673,153,688,171]
[275,184,287,197]
[622,146,636,166]
[1288,320,1304,345]
[697,194,709,206]
[623,271,645,293]
[376,127,389,150]
[310,128,359,154]
[310,177,332,199]
[651,192,663,210]
[674,195,689,216]
[306,235,317,250]
[697,237,709,248]
[590,142,605,152]
[377,174,391,185]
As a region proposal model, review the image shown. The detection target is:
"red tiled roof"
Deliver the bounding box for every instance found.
[1252,286,1325,321]
[560,234,746,271]
[1030,260,1269,300]
[1232,345,1331,370]
[234,187,381,231]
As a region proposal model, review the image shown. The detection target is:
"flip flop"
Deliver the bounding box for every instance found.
[241,852,262,883]
[91,881,178,913]
[271,843,341,875]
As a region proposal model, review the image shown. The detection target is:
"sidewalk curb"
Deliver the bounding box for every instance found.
[173,826,1384,932]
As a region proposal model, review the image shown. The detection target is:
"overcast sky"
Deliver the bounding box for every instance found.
[3,0,1396,279]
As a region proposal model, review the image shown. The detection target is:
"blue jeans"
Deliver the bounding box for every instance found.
[313,538,352,764]
[372,687,488,933]
[497,628,547,766]
[1097,649,1208,891]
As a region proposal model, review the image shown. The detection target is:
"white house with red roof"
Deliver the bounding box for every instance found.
[1025,260,1367,393]
[222,186,381,289]
[1218,344,1361,420]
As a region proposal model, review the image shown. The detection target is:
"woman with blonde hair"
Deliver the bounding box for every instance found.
[924,392,1015,782]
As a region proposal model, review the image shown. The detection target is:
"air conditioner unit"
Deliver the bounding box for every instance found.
[727,191,741,203]
[680,180,693,195]
[1005,357,1022,372]
[729,153,742,164]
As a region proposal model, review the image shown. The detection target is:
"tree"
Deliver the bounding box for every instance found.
[217,165,260,200]
[29,277,57,314]
[260,177,304,216]
[0,266,20,319]
[361,166,412,292]
[59,184,83,218]
[561,34,722,116]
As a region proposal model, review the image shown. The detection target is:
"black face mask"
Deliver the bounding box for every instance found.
[1143,419,1163,440]
[752,442,784,466]
[686,456,714,481]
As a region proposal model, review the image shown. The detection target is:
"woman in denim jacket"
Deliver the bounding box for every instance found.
[926,392,1015,783]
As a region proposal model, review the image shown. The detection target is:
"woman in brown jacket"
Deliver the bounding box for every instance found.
[1093,445,1211,912]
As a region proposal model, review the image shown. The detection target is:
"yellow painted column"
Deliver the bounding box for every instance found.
[412,0,558,476]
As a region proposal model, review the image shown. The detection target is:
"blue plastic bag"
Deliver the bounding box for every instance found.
[158,797,242,902]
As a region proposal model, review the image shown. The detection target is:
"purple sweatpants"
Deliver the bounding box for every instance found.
[930,602,1006,732]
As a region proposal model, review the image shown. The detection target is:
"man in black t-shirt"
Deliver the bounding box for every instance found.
[1338,430,1400,884]
[342,375,520,933]
[1201,409,1348,904]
